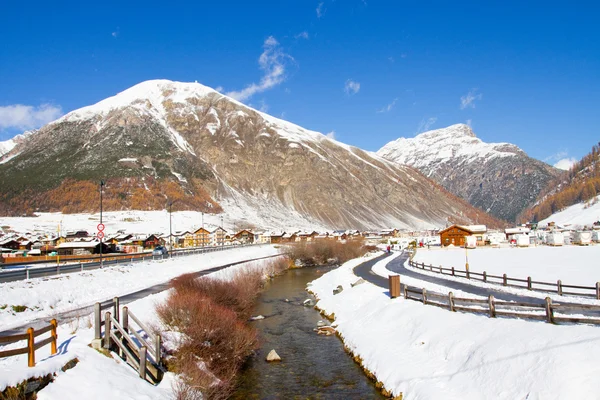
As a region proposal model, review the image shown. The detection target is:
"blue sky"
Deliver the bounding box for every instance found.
[1,1,598,168]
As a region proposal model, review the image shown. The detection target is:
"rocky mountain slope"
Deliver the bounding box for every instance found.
[377,124,561,222]
[0,80,502,230]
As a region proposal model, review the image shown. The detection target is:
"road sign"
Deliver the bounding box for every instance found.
[97,223,105,231]
[97,231,105,239]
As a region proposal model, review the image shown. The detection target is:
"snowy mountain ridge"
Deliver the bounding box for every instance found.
[377,124,520,175]
[378,124,560,222]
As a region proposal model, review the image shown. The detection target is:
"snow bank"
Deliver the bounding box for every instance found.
[0,245,281,330]
[539,195,600,228]
[309,254,600,399]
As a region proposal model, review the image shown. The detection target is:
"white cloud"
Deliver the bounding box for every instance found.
[325,130,336,140]
[466,119,472,127]
[295,31,309,40]
[377,98,398,113]
[258,99,269,113]
[460,88,483,109]
[214,86,224,93]
[316,2,325,18]
[0,104,63,131]
[112,32,118,38]
[553,158,577,171]
[226,36,294,102]
[416,117,437,133]
[344,79,360,95]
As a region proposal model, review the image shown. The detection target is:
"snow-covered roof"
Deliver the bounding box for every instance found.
[57,242,98,249]
[505,227,530,234]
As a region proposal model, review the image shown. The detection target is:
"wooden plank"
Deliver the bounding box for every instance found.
[552,303,600,311]
[494,301,545,308]
[129,328,153,356]
[425,291,448,299]
[494,310,546,320]
[0,346,29,357]
[452,297,489,305]
[553,316,600,325]
[561,283,595,290]
[111,316,142,353]
[0,333,28,344]
[110,331,140,370]
[34,336,53,350]
[127,312,156,342]
[35,324,53,336]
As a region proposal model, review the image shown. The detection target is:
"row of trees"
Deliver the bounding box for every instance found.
[520,142,600,223]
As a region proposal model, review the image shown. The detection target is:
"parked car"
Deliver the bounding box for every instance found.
[152,246,168,256]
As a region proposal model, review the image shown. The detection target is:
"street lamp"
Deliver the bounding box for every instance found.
[168,201,173,257]
[100,180,105,267]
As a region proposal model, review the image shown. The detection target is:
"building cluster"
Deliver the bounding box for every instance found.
[0,226,416,258]
[437,222,600,249]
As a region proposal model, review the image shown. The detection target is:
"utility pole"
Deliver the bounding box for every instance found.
[221,215,224,248]
[100,180,104,268]
[169,201,173,257]
[201,212,204,248]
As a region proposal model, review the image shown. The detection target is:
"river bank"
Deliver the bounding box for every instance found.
[308,251,600,400]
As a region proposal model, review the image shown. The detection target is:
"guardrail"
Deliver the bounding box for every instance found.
[0,244,260,284]
[408,259,600,300]
[0,320,58,366]
[392,275,600,325]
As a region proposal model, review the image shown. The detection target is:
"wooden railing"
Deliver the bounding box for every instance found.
[408,260,600,300]
[395,277,600,325]
[0,320,58,366]
[94,298,162,383]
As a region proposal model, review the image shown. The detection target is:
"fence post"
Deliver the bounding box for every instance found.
[388,275,400,298]
[122,306,129,332]
[439,265,443,274]
[94,303,101,340]
[483,271,487,283]
[465,268,470,280]
[139,346,147,380]
[80,262,83,272]
[155,334,161,364]
[104,312,112,349]
[26,267,30,280]
[488,295,496,318]
[527,276,532,290]
[448,292,455,312]
[422,288,427,305]
[50,319,58,354]
[557,280,563,296]
[503,274,507,286]
[451,267,455,276]
[27,327,35,367]
[113,297,120,323]
[596,282,600,300]
[544,297,554,323]
[403,286,408,299]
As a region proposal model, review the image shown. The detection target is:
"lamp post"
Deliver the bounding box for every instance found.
[100,180,104,268]
[221,215,224,248]
[168,201,173,257]
[201,212,204,248]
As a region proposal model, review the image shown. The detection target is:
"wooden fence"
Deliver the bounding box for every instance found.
[408,260,600,300]
[0,320,58,366]
[94,297,163,383]
[394,276,600,325]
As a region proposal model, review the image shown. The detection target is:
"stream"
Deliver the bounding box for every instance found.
[232,266,385,399]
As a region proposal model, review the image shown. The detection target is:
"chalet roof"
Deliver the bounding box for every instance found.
[57,241,99,249]
[505,227,530,235]
[463,225,487,233]
[439,225,474,235]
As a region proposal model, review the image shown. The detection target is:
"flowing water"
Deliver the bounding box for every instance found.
[232,266,385,399]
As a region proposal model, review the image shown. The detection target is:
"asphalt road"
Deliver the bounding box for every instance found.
[0,254,283,337]
[353,251,600,315]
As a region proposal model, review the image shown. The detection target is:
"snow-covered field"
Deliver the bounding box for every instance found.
[309,254,600,400]
[0,245,281,331]
[0,255,284,397]
[413,246,600,286]
[539,195,600,228]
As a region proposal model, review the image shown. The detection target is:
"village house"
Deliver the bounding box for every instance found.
[282,232,298,243]
[211,227,226,246]
[234,229,254,244]
[56,241,110,256]
[439,225,487,247]
[269,231,286,244]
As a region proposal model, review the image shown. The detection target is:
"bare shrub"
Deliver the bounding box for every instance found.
[288,238,368,265]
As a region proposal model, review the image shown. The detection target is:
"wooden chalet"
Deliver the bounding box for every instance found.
[234,229,254,244]
[211,227,226,246]
[269,231,286,244]
[439,225,473,247]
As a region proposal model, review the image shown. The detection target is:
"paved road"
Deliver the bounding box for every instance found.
[0,254,282,337]
[354,251,600,314]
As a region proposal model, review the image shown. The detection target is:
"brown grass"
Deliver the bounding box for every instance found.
[288,239,369,266]
[157,257,289,399]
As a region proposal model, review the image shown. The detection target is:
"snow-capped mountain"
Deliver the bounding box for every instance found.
[0,80,502,230]
[0,131,35,160]
[378,124,561,222]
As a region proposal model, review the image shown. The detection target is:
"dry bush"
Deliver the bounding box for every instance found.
[289,239,368,265]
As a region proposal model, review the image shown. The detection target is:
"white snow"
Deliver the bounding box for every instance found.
[413,246,600,287]
[0,245,281,331]
[539,195,600,228]
[118,158,138,163]
[309,252,600,399]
